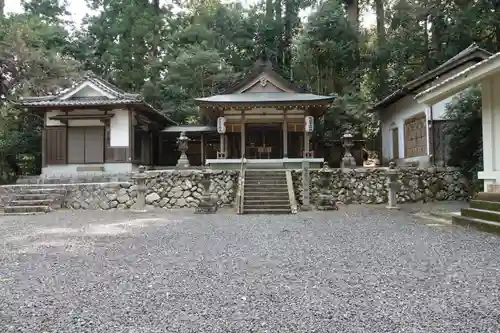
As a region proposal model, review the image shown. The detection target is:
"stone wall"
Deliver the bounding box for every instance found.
[1,170,238,210]
[292,167,469,205]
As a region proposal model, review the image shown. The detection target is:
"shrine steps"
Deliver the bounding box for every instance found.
[3,187,67,215]
[452,192,500,233]
[243,170,292,214]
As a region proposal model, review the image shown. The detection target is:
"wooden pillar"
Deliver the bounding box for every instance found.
[241,110,246,158]
[219,133,224,158]
[201,133,205,166]
[224,133,229,158]
[283,109,288,158]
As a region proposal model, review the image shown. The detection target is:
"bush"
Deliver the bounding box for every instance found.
[444,87,483,192]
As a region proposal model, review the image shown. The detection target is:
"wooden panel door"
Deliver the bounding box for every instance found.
[392,128,399,160]
[67,127,85,164]
[45,127,67,165]
[84,127,105,163]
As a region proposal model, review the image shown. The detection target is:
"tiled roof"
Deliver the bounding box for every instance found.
[370,44,492,111]
[415,51,500,100]
[18,74,177,125]
[195,92,335,104]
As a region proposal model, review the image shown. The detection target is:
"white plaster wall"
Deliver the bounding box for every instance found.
[42,163,133,176]
[380,95,427,164]
[110,110,129,147]
[380,62,482,164]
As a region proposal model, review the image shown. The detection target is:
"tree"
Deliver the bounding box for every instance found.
[444,87,483,191]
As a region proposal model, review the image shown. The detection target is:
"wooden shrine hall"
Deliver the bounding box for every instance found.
[193,58,335,169]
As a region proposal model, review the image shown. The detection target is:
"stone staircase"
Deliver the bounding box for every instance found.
[243,170,291,214]
[453,192,500,233]
[3,187,67,215]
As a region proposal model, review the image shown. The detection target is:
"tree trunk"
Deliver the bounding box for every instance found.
[275,0,283,68]
[344,0,360,90]
[494,0,500,52]
[0,0,4,18]
[374,0,387,98]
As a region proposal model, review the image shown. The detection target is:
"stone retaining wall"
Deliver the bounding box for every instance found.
[0,167,469,211]
[292,167,469,205]
[1,170,238,210]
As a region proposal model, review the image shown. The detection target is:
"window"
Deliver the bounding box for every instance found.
[404,113,427,158]
[67,127,104,164]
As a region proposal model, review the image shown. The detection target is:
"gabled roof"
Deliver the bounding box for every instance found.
[18,74,177,125]
[370,43,492,111]
[223,58,306,94]
[195,92,335,104]
[416,51,500,104]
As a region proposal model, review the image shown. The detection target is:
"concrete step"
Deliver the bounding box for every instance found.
[470,200,500,212]
[461,208,500,223]
[244,199,290,205]
[21,188,66,195]
[4,205,51,214]
[245,175,286,179]
[13,193,63,201]
[245,183,288,188]
[452,214,500,233]
[244,208,291,214]
[245,181,287,186]
[475,192,500,203]
[244,204,290,210]
[244,191,289,196]
[9,199,54,206]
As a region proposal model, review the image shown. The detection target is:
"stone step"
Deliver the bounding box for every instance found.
[475,192,500,203]
[461,207,500,223]
[244,203,290,209]
[244,208,291,214]
[13,193,62,201]
[245,177,286,182]
[244,191,289,197]
[245,180,287,186]
[470,200,500,212]
[245,183,288,188]
[4,205,51,214]
[21,188,66,195]
[452,214,500,233]
[244,199,290,205]
[9,199,54,207]
[245,176,286,181]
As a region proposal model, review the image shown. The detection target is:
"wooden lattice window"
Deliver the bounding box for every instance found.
[404,112,427,158]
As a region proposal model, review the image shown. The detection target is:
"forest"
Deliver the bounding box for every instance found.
[0,0,499,180]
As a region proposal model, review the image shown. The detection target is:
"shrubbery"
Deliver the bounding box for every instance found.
[444,87,483,193]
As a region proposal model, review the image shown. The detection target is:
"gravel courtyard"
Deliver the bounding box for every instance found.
[1,204,500,333]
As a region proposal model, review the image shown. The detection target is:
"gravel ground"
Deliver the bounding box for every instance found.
[1,204,500,333]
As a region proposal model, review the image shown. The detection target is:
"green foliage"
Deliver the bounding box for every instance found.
[444,87,483,190]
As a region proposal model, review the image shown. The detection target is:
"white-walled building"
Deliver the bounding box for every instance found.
[371,44,491,166]
[416,51,500,192]
[19,75,177,176]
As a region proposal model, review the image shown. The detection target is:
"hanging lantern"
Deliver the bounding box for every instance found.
[304,116,314,133]
[217,117,226,134]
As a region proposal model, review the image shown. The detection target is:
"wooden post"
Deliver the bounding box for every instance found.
[241,110,245,158]
[283,109,288,158]
[201,133,205,166]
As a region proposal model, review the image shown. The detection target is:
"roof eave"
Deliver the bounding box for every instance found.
[370,51,491,111]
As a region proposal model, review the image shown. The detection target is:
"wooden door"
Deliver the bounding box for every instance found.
[392,128,399,160]
[84,127,104,163]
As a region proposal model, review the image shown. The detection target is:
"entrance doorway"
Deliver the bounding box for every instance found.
[246,123,282,159]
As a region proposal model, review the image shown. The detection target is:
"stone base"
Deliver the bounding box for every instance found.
[386,205,400,210]
[195,203,218,214]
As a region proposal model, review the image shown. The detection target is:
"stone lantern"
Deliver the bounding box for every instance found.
[195,168,218,213]
[386,161,400,209]
[176,131,190,169]
[341,131,356,169]
[316,162,338,211]
[131,165,148,212]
